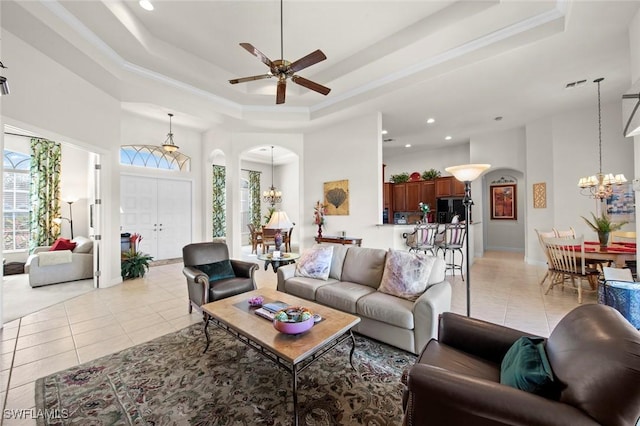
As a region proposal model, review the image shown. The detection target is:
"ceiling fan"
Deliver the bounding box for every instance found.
[229,0,331,104]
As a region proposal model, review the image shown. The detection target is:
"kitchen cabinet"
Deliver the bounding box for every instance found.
[392,183,407,211]
[383,182,392,210]
[420,181,436,210]
[435,176,466,197]
[392,181,422,212]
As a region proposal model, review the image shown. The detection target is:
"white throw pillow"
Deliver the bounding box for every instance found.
[294,245,334,280]
[378,249,436,301]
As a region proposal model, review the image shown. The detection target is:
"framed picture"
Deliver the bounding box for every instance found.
[606,183,635,223]
[491,184,517,220]
[324,179,349,215]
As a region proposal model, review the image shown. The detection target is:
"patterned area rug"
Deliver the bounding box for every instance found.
[35,323,416,425]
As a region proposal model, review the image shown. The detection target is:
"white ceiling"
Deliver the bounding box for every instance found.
[2,0,639,162]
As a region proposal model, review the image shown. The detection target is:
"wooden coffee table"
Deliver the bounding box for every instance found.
[201,288,361,426]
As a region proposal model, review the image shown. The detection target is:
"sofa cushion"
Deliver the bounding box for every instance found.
[282,276,338,300]
[500,337,555,397]
[316,282,376,313]
[340,247,387,289]
[428,256,446,285]
[49,238,76,251]
[329,244,349,280]
[72,236,93,254]
[378,250,437,301]
[356,291,414,329]
[197,260,236,282]
[295,245,333,280]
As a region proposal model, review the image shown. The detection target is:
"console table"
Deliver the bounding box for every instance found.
[315,236,362,246]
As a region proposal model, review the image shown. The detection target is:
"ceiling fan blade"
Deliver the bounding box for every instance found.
[239,43,274,68]
[229,74,272,84]
[276,79,286,104]
[289,49,327,73]
[292,75,331,96]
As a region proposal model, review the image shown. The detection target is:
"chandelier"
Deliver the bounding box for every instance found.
[578,78,626,200]
[162,113,180,152]
[263,146,282,206]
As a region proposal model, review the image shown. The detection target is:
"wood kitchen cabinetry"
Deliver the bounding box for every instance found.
[435,176,466,197]
[420,181,436,210]
[391,181,435,212]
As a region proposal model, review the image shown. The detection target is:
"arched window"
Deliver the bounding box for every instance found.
[3,150,31,251]
[120,145,191,171]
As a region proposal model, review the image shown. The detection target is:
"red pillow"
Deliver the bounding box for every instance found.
[49,238,77,251]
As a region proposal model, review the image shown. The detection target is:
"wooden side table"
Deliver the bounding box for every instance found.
[315,236,362,246]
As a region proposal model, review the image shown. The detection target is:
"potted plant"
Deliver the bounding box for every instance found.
[581,212,628,247]
[121,233,154,279]
[421,168,441,181]
[390,172,410,183]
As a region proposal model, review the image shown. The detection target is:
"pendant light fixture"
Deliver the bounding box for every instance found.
[578,78,626,200]
[162,113,180,152]
[263,146,282,206]
[0,61,9,96]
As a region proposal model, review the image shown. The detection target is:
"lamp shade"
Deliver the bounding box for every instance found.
[445,164,491,182]
[266,211,293,229]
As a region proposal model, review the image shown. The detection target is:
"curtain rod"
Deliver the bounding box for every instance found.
[5,132,41,139]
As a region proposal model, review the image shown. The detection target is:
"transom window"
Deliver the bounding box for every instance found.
[120,145,191,171]
[3,150,31,251]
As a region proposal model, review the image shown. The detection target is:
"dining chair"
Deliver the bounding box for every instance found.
[261,226,277,253]
[553,227,575,238]
[247,223,262,254]
[283,226,294,252]
[542,235,599,304]
[435,223,466,280]
[406,223,440,256]
[535,229,557,287]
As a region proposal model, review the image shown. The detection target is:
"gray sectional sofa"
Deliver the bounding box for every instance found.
[276,244,451,354]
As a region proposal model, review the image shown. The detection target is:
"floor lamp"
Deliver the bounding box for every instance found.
[445,164,491,317]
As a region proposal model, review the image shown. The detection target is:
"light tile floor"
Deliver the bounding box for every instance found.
[0,249,592,424]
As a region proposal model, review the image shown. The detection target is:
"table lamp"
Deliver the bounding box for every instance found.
[266,211,294,251]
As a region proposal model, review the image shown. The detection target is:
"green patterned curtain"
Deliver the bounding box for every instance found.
[249,171,261,228]
[29,138,62,251]
[212,165,226,238]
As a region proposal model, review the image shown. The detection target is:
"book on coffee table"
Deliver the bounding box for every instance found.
[255,301,290,320]
[262,301,289,313]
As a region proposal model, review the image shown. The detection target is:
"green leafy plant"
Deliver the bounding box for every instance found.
[264,206,275,225]
[421,168,441,180]
[581,212,628,233]
[121,233,153,280]
[121,249,153,280]
[390,172,410,183]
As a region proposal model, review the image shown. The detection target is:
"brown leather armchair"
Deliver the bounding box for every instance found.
[402,304,640,426]
[183,242,258,314]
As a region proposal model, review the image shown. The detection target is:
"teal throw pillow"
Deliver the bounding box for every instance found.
[500,337,555,397]
[196,260,235,282]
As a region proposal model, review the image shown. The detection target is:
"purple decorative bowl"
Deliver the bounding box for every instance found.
[273,316,314,335]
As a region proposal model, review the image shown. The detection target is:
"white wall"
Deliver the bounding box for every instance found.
[304,112,387,249]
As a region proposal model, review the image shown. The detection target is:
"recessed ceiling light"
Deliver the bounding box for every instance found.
[426,118,435,124]
[405,144,411,148]
[445,136,452,140]
[139,0,154,11]
[381,130,388,135]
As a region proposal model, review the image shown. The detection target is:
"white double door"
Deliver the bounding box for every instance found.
[121,175,192,260]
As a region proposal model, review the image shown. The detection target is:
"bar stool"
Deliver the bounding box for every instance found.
[436,223,467,280]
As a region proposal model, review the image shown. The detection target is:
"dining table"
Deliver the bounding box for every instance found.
[583,241,636,267]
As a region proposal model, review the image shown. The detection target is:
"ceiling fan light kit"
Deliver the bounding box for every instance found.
[229,0,330,104]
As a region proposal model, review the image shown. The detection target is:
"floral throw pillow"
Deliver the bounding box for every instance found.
[378,250,436,301]
[294,245,334,280]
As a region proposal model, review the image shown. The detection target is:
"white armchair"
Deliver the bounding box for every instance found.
[25,236,94,287]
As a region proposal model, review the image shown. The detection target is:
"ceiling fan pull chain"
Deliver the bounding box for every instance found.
[280,0,284,60]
